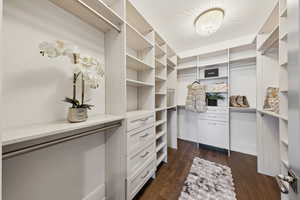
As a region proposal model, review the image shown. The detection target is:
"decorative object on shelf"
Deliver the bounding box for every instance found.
[206,93,225,106]
[194,6,225,36]
[230,95,250,108]
[39,40,105,123]
[186,81,207,113]
[263,87,279,113]
[204,68,219,78]
[179,157,237,200]
[206,83,228,93]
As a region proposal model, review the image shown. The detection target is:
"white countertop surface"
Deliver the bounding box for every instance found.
[2,114,124,146]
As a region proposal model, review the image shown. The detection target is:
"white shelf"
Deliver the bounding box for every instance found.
[155,33,165,46]
[280,32,288,41]
[2,114,124,146]
[156,119,166,126]
[126,0,153,35]
[49,0,123,33]
[155,59,166,69]
[280,7,287,18]
[281,138,288,147]
[155,76,167,82]
[258,25,279,53]
[230,107,256,113]
[156,151,167,167]
[155,92,166,95]
[281,159,289,169]
[126,54,153,71]
[126,79,154,87]
[177,64,197,71]
[156,130,166,140]
[198,60,228,69]
[155,107,166,112]
[199,76,228,81]
[167,58,176,68]
[155,44,166,57]
[167,105,177,110]
[230,56,256,65]
[280,89,288,93]
[126,23,153,51]
[156,142,166,153]
[257,109,287,120]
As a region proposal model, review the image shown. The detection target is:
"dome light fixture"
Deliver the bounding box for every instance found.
[194,8,225,36]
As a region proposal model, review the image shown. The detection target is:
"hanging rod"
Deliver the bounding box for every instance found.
[2,121,122,160]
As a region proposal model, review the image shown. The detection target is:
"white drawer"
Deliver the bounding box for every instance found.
[207,107,228,114]
[127,124,155,156]
[127,113,154,132]
[127,142,155,178]
[198,113,228,122]
[127,159,156,200]
[199,119,229,149]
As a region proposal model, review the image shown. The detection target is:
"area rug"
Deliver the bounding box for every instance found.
[179,157,237,200]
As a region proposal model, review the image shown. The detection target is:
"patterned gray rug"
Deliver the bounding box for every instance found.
[179,157,237,200]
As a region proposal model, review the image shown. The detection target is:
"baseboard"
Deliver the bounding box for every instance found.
[82,184,106,200]
[198,143,228,154]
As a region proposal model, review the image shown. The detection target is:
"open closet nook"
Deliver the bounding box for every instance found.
[1,0,300,200]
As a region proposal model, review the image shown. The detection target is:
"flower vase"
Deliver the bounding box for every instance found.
[67,107,88,123]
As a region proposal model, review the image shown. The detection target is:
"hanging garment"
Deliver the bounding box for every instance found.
[263,87,279,113]
[186,82,207,113]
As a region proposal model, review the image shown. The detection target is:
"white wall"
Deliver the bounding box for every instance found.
[3,1,107,199]
[3,0,106,130]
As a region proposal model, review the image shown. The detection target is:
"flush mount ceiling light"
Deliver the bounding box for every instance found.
[194,8,225,36]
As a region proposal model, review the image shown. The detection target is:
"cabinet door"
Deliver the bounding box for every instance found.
[200,119,229,149]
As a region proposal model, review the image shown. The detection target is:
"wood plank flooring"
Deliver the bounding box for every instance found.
[134,139,280,200]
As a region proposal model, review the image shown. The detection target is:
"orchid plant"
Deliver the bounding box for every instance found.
[39,40,104,110]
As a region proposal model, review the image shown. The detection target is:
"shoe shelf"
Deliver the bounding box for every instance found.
[156,151,167,167]
[229,107,256,113]
[156,130,166,140]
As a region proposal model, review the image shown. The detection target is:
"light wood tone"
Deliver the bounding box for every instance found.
[49,0,123,33]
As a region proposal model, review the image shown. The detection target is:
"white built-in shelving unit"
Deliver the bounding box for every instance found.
[2,0,178,199]
[256,3,289,199]
[177,42,257,156]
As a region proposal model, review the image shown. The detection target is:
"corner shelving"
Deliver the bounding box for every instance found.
[257,25,279,53]
[49,0,124,33]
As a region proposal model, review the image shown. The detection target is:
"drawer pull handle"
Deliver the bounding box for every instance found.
[140,133,149,138]
[141,171,150,179]
[141,152,150,158]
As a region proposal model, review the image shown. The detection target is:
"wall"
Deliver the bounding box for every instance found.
[3,0,106,130]
[3,0,106,199]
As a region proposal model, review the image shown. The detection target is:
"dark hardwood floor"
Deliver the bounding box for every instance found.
[134,139,280,200]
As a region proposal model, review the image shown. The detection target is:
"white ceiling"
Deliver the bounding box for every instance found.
[130,0,276,54]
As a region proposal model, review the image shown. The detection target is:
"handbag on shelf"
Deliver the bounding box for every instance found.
[186,81,207,113]
[263,87,279,113]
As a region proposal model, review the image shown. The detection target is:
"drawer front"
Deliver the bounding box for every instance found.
[127,125,155,155]
[127,113,154,131]
[207,107,228,114]
[198,113,228,122]
[127,159,156,200]
[199,120,229,149]
[127,142,155,178]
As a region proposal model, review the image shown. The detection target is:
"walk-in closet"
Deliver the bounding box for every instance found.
[1,0,300,200]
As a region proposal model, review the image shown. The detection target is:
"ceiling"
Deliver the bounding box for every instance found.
[130,0,276,54]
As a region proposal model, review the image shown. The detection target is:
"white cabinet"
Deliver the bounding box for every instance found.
[198,119,229,149]
[126,111,156,200]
